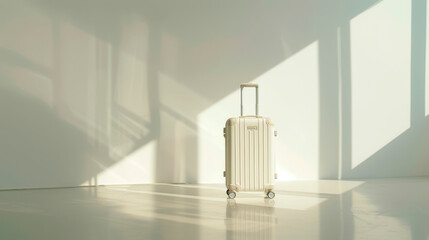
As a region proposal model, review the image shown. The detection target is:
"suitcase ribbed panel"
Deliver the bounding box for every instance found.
[225,117,275,192]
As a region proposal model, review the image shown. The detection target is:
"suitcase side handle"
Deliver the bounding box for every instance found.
[240,83,259,116]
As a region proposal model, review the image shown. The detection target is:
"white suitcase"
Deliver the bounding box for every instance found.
[224,83,277,199]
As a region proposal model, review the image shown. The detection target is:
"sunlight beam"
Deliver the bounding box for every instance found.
[350,0,411,168]
[198,41,319,181]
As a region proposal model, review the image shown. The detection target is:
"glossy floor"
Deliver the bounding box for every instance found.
[1,178,429,240]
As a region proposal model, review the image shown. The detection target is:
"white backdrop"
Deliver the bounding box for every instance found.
[1,0,428,189]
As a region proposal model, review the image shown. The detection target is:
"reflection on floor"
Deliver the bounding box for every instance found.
[1,178,429,240]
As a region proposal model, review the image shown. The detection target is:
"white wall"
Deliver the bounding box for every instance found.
[0,0,428,190]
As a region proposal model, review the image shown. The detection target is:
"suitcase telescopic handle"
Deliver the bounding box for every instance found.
[240,83,259,116]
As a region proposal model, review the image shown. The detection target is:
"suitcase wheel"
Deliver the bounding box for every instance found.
[226,190,236,199]
[267,191,275,199]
